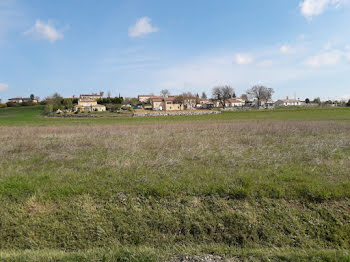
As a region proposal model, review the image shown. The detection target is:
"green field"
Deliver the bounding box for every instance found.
[0,106,349,261]
[1,106,350,126]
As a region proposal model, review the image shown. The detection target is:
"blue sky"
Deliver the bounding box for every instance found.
[1,0,350,101]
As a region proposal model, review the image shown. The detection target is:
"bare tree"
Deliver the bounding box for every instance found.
[212,85,235,108]
[160,89,170,97]
[201,92,207,99]
[247,85,274,107]
[174,95,184,105]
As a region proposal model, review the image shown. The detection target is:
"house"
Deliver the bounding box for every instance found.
[275,98,301,107]
[260,99,275,108]
[212,97,245,108]
[199,99,210,105]
[183,97,197,109]
[7,97,38,103]
[138,94,158,103]
[150,97,184,111]
[197,99,214,109]
[226,98,245,107]
[22,97,39,103]
[74,98,106,112]
[80,92,104,100]
[8,97,23,103]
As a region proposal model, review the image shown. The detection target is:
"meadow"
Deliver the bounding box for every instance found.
[0,106,349,261]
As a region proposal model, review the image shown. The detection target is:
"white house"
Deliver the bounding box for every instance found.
[227,98,245,107]
[275,98,301,107]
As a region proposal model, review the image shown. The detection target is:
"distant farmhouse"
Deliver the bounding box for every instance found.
[8,97,39,103]
[275,98,302,107]
[227,98,245,107]
[138,94,158,103]
[213,98,246,108]
[74,92,106,112]
[80,92,104,100]
[150,96,184,111]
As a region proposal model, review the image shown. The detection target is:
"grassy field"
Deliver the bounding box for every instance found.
[0,106,349,261]
[1,105,350,126]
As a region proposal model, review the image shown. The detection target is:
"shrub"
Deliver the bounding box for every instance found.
[6,102,20,107]
[0,103,7,108]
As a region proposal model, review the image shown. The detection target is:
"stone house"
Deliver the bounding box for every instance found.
[80,92,104,100]
[138,94,158,103]
[74,98,106,112]
[150,97,184,111]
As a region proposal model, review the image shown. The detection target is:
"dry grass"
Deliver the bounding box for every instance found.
[0,120,349,257]
[0,120,349,200]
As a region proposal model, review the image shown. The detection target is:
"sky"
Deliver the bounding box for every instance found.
[1,0,350,101]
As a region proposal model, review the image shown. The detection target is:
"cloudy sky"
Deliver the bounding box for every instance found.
[1,0,350,101]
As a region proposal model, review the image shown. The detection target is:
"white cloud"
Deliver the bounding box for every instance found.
[300,0,346,19]
[303,50,342,67]
[128,17,158,38]
[280,45,295,54]
[24,20,63,43]
[0,83,9,91]
[235,53,253,65]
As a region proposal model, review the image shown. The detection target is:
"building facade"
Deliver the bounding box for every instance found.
[150,97,184,111]
[275,99,301,106]
[74,98,106,112]
[80,92,104,100]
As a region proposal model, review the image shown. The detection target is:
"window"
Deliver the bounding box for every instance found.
[167,102,172,104]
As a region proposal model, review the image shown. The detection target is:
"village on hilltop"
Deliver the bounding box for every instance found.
[1,85,349,116]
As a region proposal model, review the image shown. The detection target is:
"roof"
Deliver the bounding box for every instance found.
[150,97,163,102]
[227,98,245,103]
[163,97,176,101]
[8,97,22,100]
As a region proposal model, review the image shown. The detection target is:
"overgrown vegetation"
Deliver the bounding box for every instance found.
[0,107,349,261]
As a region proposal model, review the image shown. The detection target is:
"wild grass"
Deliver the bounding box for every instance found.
[1,121,349,201]
[0,108,350,260]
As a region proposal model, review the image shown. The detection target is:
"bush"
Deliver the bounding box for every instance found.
[346,99,350,107]
[0,103,7,108]
[6,102,20,107]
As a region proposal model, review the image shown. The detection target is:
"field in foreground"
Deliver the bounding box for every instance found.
[0,107,349,261]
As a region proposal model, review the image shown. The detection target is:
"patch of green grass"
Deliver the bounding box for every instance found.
[0,106,349,126]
